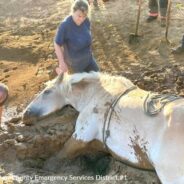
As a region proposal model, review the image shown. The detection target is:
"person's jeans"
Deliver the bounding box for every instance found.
[85,60,99,72]
[72,60,99,73]
[149,0,168,17]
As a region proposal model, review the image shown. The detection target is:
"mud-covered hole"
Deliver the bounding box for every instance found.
[2,105,112,176]
[22,154,112,176]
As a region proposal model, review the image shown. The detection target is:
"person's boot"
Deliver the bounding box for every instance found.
[172,35,184,54]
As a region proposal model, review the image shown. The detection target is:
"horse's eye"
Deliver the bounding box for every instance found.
[44,89,51,95]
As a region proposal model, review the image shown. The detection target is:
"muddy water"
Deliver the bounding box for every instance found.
[2,106,23,125]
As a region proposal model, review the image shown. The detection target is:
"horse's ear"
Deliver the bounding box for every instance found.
[70,75,87,85]
[55,73,64,85]
[70,73,97,85]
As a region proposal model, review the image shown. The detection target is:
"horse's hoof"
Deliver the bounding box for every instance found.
[43,156,61,172]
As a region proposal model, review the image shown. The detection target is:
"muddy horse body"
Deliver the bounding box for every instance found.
[23,72,184,184]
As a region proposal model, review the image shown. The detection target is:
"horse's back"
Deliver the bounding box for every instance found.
[164,98,184,127]
[153,98,184,183]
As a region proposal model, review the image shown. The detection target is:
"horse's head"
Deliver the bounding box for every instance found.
[23,74,66,124]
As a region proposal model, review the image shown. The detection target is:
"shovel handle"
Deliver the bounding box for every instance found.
[135,0,142,35]
[165,0,172,42]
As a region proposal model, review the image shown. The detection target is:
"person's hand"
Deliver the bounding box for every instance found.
[55,64,68,75]
[55,67,64,75]
[88,0,94,5]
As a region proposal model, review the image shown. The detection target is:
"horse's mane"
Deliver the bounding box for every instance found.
[46,72,135,91]
[63,72,135,90]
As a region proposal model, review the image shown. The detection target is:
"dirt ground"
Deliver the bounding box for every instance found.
[0,0,184,183]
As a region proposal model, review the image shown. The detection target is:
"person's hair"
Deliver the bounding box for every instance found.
[72,0,89,15]
[0,83,9,106]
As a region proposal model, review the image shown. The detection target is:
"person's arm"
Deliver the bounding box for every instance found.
[54,20,69,74]
[54,42,68,74]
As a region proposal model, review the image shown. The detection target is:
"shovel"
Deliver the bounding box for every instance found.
[165,0,172,44]
[129,0,142,44]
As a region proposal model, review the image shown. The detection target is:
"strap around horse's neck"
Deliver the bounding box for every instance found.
[102,86,137,150]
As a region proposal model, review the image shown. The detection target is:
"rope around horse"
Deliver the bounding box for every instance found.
[143,92,182,116]
[102,86,182,149]
[102,86,137,149]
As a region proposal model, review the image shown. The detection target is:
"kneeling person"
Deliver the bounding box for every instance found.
[0,83,9,124]
[54,0,99,74]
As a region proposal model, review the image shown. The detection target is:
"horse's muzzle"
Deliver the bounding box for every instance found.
[22,108,41,125]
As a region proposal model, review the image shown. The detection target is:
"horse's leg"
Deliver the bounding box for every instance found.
[56,136,88,159]
[56,112,100,159]
[44,113,99,171]
[43,137,88,171]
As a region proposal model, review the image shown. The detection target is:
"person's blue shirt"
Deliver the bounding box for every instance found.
[55,15,97,72]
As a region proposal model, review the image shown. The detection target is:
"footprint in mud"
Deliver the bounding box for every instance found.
[3,69,9,73]
[4,74,10,78]
[22,83,27,90]
[12,66,18,70]
[2,68,17,79]
[1,80,8,83]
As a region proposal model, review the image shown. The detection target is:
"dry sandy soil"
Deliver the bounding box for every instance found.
[0,0,184,183]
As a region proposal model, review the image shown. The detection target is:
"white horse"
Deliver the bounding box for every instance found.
[23,72,184,184]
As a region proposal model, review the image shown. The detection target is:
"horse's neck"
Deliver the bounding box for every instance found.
[66,75,134,112]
